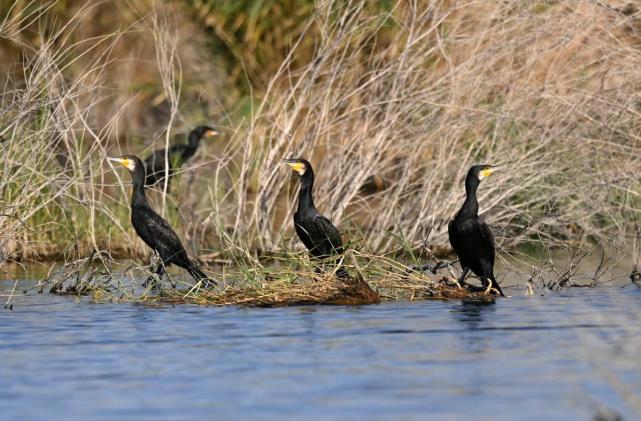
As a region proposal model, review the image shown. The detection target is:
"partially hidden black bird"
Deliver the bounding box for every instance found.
[143,125,219,191]
[108,154,213,288]
[283,158,349,279]
[448,164,505,297]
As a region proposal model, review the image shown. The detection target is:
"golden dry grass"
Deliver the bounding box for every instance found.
[1,0,641,271]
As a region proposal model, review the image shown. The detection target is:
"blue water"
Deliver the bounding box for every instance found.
[1,282,640,420]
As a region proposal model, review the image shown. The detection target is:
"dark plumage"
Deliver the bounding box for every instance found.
[448,164,505,296]
[143,125,218,191]
[283,158,348,279]
[108,154,213,287]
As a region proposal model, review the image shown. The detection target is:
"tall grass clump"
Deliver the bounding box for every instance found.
[210,0,641,256]
[0,2,115,262]
[0,1,226,263]
[1,0,641,270]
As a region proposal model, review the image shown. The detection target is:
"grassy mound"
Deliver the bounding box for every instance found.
[40,252,498,307]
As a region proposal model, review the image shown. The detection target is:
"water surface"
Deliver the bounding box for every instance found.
[1,280,640,420]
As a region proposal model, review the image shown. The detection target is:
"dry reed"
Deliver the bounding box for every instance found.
[1,1,641,284]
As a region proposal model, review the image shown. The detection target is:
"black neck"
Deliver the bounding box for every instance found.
[130,165,149,207]
[187,130,203,150]
[460,175,479,217]
[179,130,203,161]
[297,171,317,214]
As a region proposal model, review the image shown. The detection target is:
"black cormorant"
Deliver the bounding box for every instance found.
[448,164,505,296]
[283,158,348,279]
[108,154,213,287]
[144,125,219,191]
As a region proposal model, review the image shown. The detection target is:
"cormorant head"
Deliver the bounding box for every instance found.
[107,154,143,173]
[192,125,219,140]
[469,164,498,181]
[283,158,313,177]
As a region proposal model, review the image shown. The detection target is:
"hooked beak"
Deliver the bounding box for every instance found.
[204,129,219,138]
[107,157,124,165]
[479,163,509,179]
[107,157,134,171]
[282,159,306,175]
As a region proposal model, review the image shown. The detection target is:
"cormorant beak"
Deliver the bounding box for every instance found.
[483,163,508,178]
[479,167,496,179]
[107,157,135,171]
[204,129,219,138]
[282,159,306,175]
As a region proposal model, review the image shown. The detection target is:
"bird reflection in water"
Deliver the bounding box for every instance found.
[451,299,497,354]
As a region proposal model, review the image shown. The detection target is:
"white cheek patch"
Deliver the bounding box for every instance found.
[297,168,306,176]
[478,172,485,180]
[126,162,136,171]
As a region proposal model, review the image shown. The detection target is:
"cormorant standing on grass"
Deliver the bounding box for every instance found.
[448,164,505,296]
[144,125,219,191]
[108,154,213,287]
[283,158,349,279]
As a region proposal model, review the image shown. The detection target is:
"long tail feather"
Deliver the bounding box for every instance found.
[187,263,217,286]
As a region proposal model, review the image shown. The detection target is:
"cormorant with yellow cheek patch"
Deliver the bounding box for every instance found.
[107,154,214,288]
[448,164,505,296]
[283,158,349,280]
